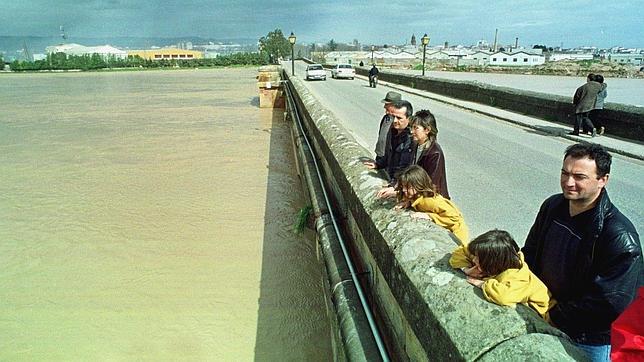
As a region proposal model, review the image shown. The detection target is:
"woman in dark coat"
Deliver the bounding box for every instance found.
[410,110,450,199]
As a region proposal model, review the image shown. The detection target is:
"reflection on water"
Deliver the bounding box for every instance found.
[0,69,331,360]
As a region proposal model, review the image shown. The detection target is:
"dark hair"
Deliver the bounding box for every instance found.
[395,165,436,201]
[593,74,604,83]
[467,229,521,276]
[564,143,612,178]
[411,109,438,144]
[393,100,413,118]
[587,73,595,81]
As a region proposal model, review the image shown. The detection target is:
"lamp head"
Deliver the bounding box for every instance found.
[422,34,430,46]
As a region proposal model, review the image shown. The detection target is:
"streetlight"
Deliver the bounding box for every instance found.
[421,34,430,76]
[288,32,296,76]
[371,45,375,64]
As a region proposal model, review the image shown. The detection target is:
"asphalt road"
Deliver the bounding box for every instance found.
[291,61,644,245]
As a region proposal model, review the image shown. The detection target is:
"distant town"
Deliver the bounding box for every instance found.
[1,33,643,75]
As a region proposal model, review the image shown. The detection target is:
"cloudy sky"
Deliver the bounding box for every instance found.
[1,0,641,47]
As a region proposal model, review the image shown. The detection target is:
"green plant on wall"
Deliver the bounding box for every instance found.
[293,205,313,234]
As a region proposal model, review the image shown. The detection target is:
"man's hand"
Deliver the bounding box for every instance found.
[363,160,377,169]
[376,186,396,199]
[467,277,485,288]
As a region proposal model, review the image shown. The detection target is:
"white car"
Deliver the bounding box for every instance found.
[331,64,355,79]
[305,64,326,81]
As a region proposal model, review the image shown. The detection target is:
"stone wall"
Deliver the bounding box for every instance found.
[286,73,585,360]
[354,68,644,142]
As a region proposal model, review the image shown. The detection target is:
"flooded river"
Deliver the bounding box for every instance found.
[0,69,331,360]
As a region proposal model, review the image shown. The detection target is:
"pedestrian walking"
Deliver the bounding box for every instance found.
[571,74,602,137]
[591,74,608,135]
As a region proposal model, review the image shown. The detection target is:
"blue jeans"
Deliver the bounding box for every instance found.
[573,342,610,362]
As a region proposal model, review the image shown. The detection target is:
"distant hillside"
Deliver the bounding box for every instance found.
[0,36,258,58]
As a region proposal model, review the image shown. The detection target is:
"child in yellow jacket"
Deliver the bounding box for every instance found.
[450,229,552,319]
[395,165,469,243]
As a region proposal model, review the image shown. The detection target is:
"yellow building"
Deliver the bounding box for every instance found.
[127,48,203,60]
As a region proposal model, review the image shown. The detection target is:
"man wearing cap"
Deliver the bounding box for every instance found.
[374,91,401,165]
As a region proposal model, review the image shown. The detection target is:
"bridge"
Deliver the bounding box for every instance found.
[279,60,644,360]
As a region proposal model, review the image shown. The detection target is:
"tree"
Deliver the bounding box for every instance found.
[258,29,291,64]
[327,39,338,51]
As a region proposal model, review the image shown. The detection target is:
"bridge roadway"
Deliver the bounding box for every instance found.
[289,61,644,245]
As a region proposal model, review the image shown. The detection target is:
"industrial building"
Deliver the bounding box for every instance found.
[127,48,203,60]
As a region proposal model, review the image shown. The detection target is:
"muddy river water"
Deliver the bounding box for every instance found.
[0,68,331,360]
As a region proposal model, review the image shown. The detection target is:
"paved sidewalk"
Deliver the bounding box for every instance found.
[359,75,644,161]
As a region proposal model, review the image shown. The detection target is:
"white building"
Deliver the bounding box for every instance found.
[45,43,127,59]
[489,51,545,66]
[607,53,644,65]
[549,53,594,62]
[465,51,492,65]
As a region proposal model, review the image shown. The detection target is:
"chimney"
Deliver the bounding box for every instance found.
[515,37,519,48]
[444,41,449,49]
[493,28,498,52]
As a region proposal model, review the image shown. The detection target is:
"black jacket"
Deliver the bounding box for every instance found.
[375,127,413,184]
[522,190,643,345]
[369,66,379,77]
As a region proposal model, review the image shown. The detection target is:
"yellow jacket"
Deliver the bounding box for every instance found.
[481,252,551,318]
[411,195,469,242]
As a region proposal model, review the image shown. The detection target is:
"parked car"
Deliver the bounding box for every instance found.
[331,64,355,79]
[305,64,326,81]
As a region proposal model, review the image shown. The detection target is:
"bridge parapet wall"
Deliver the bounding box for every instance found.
[286,73,585,360]
[352,67,644,142]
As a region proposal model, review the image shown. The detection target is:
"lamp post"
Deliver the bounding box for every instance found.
[371,45,375,64]
[288,32,296,76]
[421,34,430,76]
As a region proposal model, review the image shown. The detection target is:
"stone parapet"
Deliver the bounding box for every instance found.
[286,73,586,360]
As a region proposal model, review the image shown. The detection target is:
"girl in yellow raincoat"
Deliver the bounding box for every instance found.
[395,165,469,243]
[451,229,552,319]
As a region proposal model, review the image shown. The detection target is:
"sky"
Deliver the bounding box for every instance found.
[1,0,642,48]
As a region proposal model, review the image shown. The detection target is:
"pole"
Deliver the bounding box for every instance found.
[422,43,427,76]
[291,44,295,76]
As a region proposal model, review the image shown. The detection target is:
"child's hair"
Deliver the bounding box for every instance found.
[467,229,522,276]
[395,165,437,201]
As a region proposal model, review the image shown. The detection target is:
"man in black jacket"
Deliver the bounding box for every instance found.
[523,143,642,361]
[364,100,414,184]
